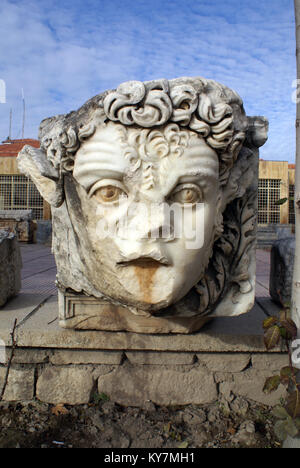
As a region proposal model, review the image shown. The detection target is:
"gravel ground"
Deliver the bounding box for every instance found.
[0,395,281,449]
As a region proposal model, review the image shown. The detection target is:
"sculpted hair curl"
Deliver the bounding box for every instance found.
[38,77,248,186]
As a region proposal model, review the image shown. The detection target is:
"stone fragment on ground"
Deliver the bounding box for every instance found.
[0,230,22,307]
[269,237,295,306]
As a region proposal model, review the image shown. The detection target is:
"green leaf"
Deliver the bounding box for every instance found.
[263,375,281,394]
[272,405,290,420]
[274,420,289,441]
[274,417,298,440]
[263,316,278,330]
[294,418,300,431]
[285,418,299,438]
[280,366,299,386]
[279,309,288,323]
[178,441,189,448]
[285,389,300,419]
[279,327,288,339]
[280,318,298,339]
[264,325,281,350]
[163,422,171,434]
[274,198,288,206]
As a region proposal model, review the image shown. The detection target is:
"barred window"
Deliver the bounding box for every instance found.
[0,175,43,219]
[289,184,295,225]
[258,179,281,224]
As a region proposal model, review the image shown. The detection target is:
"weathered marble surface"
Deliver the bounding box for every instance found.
[0,230,22,307]
[269,237,295,306]
[58,291,211,333]
[17,77,268,333]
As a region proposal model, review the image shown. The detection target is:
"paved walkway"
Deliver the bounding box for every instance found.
[255,249,271,298]
[19,244,271,298]
[20,244,57,296]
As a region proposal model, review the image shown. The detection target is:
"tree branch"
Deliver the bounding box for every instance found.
[0,319,18,401]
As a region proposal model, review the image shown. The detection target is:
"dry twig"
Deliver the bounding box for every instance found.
[0,318,18,401]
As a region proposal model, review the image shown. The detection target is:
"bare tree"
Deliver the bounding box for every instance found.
[293,0,300,330]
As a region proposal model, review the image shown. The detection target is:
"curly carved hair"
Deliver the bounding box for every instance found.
[38,77,249,187]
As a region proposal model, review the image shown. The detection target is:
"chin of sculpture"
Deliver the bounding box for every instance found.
[17,77,268,333]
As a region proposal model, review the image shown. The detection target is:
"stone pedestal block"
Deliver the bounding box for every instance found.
[0,210,33,243]
[269,237,295,306]
[0,230,22,307]
[58,291,211,334]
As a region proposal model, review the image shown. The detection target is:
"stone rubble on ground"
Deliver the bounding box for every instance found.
[0,397,282,448]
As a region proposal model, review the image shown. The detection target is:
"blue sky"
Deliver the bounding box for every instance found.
[0,0,297,162]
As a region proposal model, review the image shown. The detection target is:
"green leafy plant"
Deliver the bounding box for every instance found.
[163,421,182,442]
[263,306,300,440]
[274,197,289,206]
[92,392,110,404]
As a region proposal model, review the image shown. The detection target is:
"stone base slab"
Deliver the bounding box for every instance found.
[0,291,291,406]
[0,295,283,352]
[59,291,211,334]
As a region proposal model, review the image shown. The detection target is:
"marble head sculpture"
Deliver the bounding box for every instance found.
[17,77,268,333]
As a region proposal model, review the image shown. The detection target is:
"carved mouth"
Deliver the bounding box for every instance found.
[117,255,169,267]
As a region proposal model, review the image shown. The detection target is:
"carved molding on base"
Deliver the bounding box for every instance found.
[58,291,211,334]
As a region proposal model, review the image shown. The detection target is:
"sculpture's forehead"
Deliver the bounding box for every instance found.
[73,124,219,191]
[73,125,127,184]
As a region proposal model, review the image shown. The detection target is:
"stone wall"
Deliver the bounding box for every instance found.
[0,348,288,407]
[0,292,289,409]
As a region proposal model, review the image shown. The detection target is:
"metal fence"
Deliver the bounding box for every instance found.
[257,179,281,224]
[0,175,44,219]
[289,184,295,225]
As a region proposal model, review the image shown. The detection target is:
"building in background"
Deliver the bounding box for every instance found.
[258,160,295,227]
[0,138,51,220]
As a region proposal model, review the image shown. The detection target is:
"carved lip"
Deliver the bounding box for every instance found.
[117,254,170,267]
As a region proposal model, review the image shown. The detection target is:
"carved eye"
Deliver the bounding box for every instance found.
[93,185,127,203]
[170,184,203,204]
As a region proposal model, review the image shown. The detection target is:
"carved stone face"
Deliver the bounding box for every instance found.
[68,122,221,311]
[17,77,269,331]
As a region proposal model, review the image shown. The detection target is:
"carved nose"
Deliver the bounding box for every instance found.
[144,224,174,241]
[137,204,174,241]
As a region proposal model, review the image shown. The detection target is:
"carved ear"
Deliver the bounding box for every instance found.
[246,116,269,148]
[17,145,64,207]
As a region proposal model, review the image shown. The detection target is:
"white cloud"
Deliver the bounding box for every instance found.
[0,0,296,162]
